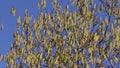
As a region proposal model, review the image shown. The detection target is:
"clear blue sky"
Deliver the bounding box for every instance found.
[0,0,119,68]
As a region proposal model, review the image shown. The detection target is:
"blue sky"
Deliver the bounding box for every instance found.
[0,0,69,67]
[0,0,40,67]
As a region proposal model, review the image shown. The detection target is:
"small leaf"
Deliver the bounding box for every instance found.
[11,7,16,16]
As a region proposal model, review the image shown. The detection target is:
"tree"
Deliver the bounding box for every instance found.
[0,0,120,68]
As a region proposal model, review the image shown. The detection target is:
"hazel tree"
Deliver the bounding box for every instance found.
[0,0,120,68]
